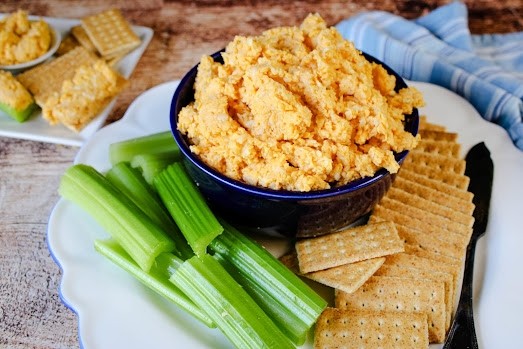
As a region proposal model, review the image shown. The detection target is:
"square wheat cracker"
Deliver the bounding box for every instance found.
[306,258,386,294]
[105,51,127,67]
[404,244,462,268]
[383,253,461,303]
[369,215,466,262]
[335,275,446,343]
[56,33,80,56]
[419,129,458,142]
[394,221,466,261]
[419,115,446,131]
[378,196,472,237]
[280,252,385,294]
[385,187,474,227]
[416,139,461,157]
[397,169,473,201]
[400,163,470,189]
[374,264,454,331]
[404,151,466,175]
[81,9,141,58]
[314,308,429,349]
[392,175,474,214]
[17,46,98,106]
[370,205,470,247]
[71,25,98,53]
[295,221,404,274]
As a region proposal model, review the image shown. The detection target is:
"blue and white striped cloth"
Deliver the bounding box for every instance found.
[336,1,523,150]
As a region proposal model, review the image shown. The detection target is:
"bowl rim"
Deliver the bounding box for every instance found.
[0,22,62,71]
[170,50,418,201]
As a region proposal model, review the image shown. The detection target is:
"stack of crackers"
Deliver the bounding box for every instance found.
[281,116,474,349]
[58,8,141,66]
[15,9,141,132]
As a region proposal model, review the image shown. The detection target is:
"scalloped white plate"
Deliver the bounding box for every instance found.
[0,14,153,146]
[47,80,523,349]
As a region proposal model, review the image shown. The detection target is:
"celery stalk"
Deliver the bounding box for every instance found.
[106,162,193,260]
[109,131,180,165]
[0,101,37,122]
[154,162,223,256]
[131,152,180,185]
[94,239,214,327]
[210,221,327,345]
[170,254,294,349]
[59,164,175,272]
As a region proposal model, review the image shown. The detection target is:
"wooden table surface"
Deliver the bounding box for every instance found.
[0,1,521,348]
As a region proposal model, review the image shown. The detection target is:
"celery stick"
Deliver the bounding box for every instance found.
[0,101,37,122]
[106,162,193,260]
[105,162,175,231]
[109,131,180,165]
[94,239,214,327]
[154,162,223,256]
[59,164,175,272]
[170,254,294,349]
[210,221,327,345]
[131,152,180,185]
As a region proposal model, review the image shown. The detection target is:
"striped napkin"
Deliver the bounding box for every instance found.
[336,1,523,150]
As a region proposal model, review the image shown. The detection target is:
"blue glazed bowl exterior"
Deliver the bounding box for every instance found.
[170,51,418,238]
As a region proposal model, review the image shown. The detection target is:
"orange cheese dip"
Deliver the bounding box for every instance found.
[0,10,52,65]
[178,14,423,192]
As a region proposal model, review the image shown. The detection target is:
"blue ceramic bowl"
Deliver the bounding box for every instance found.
[170,51,418,238]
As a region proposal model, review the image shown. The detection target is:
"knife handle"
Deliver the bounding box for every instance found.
[443,240,480,349]
[443,302,479,349]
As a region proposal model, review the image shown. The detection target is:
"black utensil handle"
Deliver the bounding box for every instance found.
[443,240,480,349]
[443,305,479,349]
